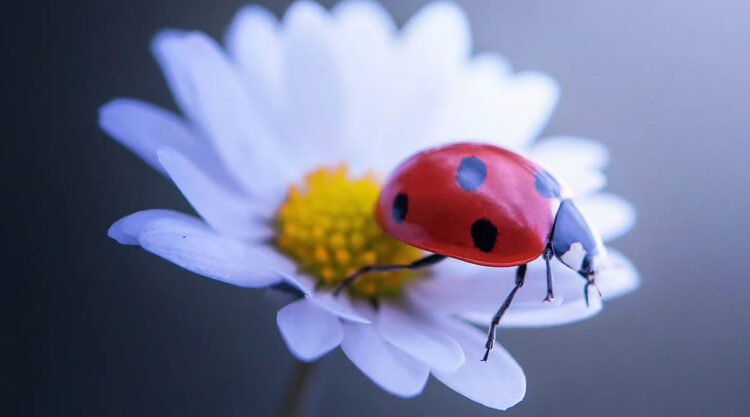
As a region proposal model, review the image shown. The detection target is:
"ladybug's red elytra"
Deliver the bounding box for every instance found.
[335,142,606,362]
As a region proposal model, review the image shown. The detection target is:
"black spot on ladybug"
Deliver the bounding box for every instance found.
[456,156,487,191]
[392,193,408,224]
[471,218,497,253]
[535,170,562,198]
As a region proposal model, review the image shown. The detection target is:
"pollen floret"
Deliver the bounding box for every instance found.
[276,166,423,298]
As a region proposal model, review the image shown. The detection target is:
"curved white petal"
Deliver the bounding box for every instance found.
[281,273,371,324]
[99,99,222,178]
[157,148,274,239]
[225,5,282,125]
[440,56,560,151]
[555,167,607,197]
[595,249,640,301]
[332,0,397,174]
[408,258,561,315]
[432,320,526,411]
[151,30,202,124]
[108,209,186,245]
[400,1,470,72]
[278,1,344,175]
[277,298,343,361]
[577,193,636,242]
[384,1,471,163]
[341,321,430,398]
[531,136,610,169]
[152,30,291,201]
[410,249,638,328]
[462,294,603,328]
[108,210,284,288]
[376,301,465,373]
[487,70,559,149]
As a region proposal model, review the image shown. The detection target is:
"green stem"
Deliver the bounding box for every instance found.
[278,360,322,417]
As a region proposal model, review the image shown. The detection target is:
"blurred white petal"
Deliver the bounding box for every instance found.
[277,298,344,361]
[386,1,470,161]
[279,1,344,174]
[332,0,397,173]
[342,321,430,397]
[578,193,637,242]
[376,301,465,372]
[432,320,526,410]
[225,5,283,127]
[596,249,641,301]
[441,59,560,151]
[532,136,610,169]
[99,99,222,179]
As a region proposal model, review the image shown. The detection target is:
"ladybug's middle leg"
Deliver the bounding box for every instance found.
[482,264,526,362]
[333,254,446,296]
[543,244,555,302]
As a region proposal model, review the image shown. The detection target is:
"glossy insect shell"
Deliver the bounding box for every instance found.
[375,143,565,267]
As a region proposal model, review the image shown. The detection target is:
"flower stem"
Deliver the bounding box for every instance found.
[278,360,322,417]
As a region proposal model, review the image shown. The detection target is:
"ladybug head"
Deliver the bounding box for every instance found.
[550,200,606,279]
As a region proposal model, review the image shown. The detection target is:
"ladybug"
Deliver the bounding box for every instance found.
[336,142,605,361]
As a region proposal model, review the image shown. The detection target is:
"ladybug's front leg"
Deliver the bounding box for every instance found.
[333,254,446,296]
[482,264,526,362]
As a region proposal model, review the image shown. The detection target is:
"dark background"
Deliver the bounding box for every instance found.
[8,0,750,416]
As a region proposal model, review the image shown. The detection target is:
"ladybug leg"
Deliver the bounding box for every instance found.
[332,254,446,296]
[543,245,555,302]
[482,264,526,362]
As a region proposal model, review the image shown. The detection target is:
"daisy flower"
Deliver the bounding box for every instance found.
[100,0,639,411]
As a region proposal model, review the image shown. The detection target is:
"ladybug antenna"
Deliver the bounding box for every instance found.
[592,273,602,297]
[583,273,602,307]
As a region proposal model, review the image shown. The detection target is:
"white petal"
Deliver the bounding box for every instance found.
[278,1,344,174]
[151,30,202,123]
[152,30,291,200]
[439,54,560,151]
[463,294,603,328]
[376,301,465,372]
[531,136,610,169]
[277,298,343,361]
[492,71,559,148]
[432,320,525,411]
[109,210,283,288]
[225,5,282,124]
[99,99,222,178]
[281,273,371,324]
[409,254,616,328]
[400,2,470,72]
[577,193,636,242]
[596,249,640,301]
[341,321,430,397]
[528,137,611,197]
[554,167,607,197]
[156,148,274,239]
[331,0,397,174]
[108,209,187,245]
[385,2,470,158]
[408,258,561,315]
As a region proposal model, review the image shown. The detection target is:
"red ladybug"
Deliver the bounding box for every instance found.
[336,142,605,361]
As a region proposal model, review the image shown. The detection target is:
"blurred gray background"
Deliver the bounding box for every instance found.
[8,0,750,416]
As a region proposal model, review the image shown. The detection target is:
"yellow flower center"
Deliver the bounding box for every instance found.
[275,166,423,299]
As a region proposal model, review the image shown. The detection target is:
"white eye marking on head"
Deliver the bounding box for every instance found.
[560,241,587,272]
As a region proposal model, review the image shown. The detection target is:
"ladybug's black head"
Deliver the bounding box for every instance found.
[550,199,606,278]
